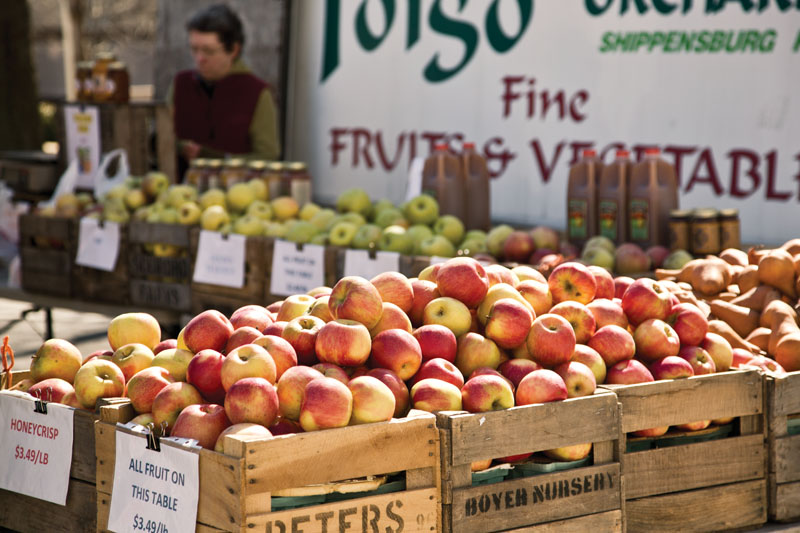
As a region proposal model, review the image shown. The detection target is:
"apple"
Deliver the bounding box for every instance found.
[461,374,515,413]
[370,271,414,313]
[308,286,332,298]
[529,248,556,266]
[417,263,442,283]
[435,257,490,309]
[588,325,636,367]
[632,426,670,438]
[418,234,456,257]
[126,367,175,414]
[316,319,372,367]
[328,276,384,329]
[369,302,413,337]
[554,361,597,398]
[582,247,615,272]
[266,301,284,314]
[153,339,178,355]
[328,221,359,246]
[646,245,671,269]
[455,332,502,378]
[649,355,694,380]
[28,378,74,405]
[484,264,520,288]
[281,315,325,366]
[150,348,194,382]
[404,194,439,225]
[468,367,514,389]
[410,378,462,413]
[544,443,593,462]
[299,377,354,431]
[530,225,560,251]
[571,344,606,384]
[433,214,465,246]
[230,305,273,332]
[527,314,576,368]
[503,231,536,263]
[221,344,277,391]
[214,423,272,453]
[308,295,334,323]
[740,354,787,376]
[277,365,324,420]
[667,303,709,347]
[112,343,155,382]
[8,379,34,393]
[423,297,472,337]
[498,358,541,388]
[263,321,288,338]
[615,243,651,275]
[547,262,597,305]
[151,382,204,433]
[516,280,553,317]
[270,419,304,436]
[186,349,225,403]
[587,265,615,299]
[409,358,464,388]
[515,369,568,405]
[486,224,514,258]
[107,312,161,351]
[370,329,423,381]
[675,420,711,432]
[511,265,546,284]
[605,359,654,385]
[633,319,681,364]
[271,196,300,221]
[586,299,628,330]
[348,376,396,425]
[275,294,316,322]
[409,280,440,326]
[224,377,279,426]
[485,298,534,350]
[311,363,350,384]
[171,403,231,450]
[614,276,635,299]
[251,335,297,380]
[225,326,264,354]
[549,301,596,344]
[130,413,156,430]
[183,310,234,354]
[621,278,673,326]
[731,348,756,368]
[413,324,458,363]
[83,349,113,364]
[362,368,408,417]
[700,332,734,372]
[678,346,716,375]
[476,283,534,326]
[30,339,83,384]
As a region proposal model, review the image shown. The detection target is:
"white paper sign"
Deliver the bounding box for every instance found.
[75,217,120,271]
[0,390,75,505]
[270,239,325,296]
[192,230,246,288]
[108,429,200,533]
[343,249,400,279]
[64,105,101,189]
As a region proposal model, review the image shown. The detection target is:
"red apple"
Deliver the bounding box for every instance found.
[554,361,597,398]
[515,369,568,405]
[83,349,113,364]
[739,354,787,376]
[370,329,422,381]
[277,365,324,420]
[315,319,372,367]
[28,378,74,404]
[549,301,596,344]
[484,264,519,288]
[410,378,463,413]
[527,314,576,368]
[409,358,464,388]
[503,231,536,263]
[409,279,440,326]
[461,374,515,413]
[455,332,502,378]
[221,343,277,391]
[633,319,681,363]
[613,276,635,299]
[547,262,597,305]
[111,343,155,382]
[417,263,441,283]
[435,257,490,309]
[270,419,304,436]
[224,326,263,354]
[588,325,635,367]
[348,376,396,425]
[126,367,175,414]
[30,339,83,384]
[183,310,234,354]
[263,321,288,337]
[570,344,607,385]
[468,367,515,391]
[678,346,716,375]
[230,304,273,332]
[214,423,272,453]
[224,377,280,426]
[667,303,709,347]
[701,332,734,372]
[586,298,629,330]
[484,298,534,349]
[632,426,669,438]
[152,382,204,432]
[649,355,694,380]
[587,265,615,300]
[308,295,334,323]
[530,226,560,251]
[675,420,711,431]
[511,265,547,284]
[646,245,671,269]
[369,302,413,337]
[731,347,755,368]
[370,271,414,313]
[281,315,325,365]
[413,324,457,363]
[544,443,593,462]
[605,359,654,385]
[366,368,410,417]
[153,339,178,355]
[621,278,673,326]
[498,358,541,388]
[150,348,194,382]
[516,279,553,317]
[266,301,283,314]
[72,360,125,409]
[171,403,231,450]
[328,276,385,329]
[251,335,297,380]
[308,286,332,298]
[615,243,651,275]
[298,377,353,431]
[186,349,225,403]
[311,363,350,384]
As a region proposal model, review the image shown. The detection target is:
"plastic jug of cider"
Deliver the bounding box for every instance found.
[628,148,679,248]
[421,143,466,221]
[461,142,490,231]
[597,149,631,244]
[566,149,603,248]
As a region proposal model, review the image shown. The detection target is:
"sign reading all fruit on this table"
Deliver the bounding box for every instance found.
[192,230,246,288]
[343,249,400,279]
[0,390,74,505]
[107,428,199,533]
[75,217,120,271]
[270,239,325,296]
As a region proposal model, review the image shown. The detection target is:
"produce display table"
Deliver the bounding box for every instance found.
[766,371,800,523]
[602,369,766,533]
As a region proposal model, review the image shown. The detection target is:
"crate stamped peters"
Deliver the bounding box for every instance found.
[0,370,128,533]
[601,369,766,533]
[437,389,623,533]
[766,370,800,523]
[19,213,76,298]
[95,402,441,533]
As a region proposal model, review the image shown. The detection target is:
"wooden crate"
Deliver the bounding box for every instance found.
[190,230,268,316]
[18,213,76,298]
[95,402,441,533]
[128,220,193,311]
[603,369,767,532]
[766,370,800,523]
[71,222,130,305]
[437,390,623,533]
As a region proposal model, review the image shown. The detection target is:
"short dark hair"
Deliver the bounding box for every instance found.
[187,4,245,54]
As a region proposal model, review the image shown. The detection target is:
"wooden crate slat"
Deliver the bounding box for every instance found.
[0,478,96,533]
[624,434,764,499]
[21,246,73,274]
[774,434,800,484]
[449,463,619,533]
[504,509,622,533]
[1,370,31,389]
[129,252,192,278]
[155,105,177,182]
[625,479,766,533]
[245,414,438,493]
[772,372,800,417]
[772,481,800,523]
[128,221,192,247]
[130,278,192,311]
[444,392,619,464]
[19,213,74,242]
[604,370,762,433]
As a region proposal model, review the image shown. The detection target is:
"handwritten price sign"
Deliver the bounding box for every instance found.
[270,239,325,296]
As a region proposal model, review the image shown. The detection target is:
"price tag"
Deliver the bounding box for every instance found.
[75,217,120,271]
[343,249,400,279]
[108,428,200,533]
[0,390,75,505]
[192,230,246,288]
[270,239,325,296]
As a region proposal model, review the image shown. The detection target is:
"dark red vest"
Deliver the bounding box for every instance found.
[173,70,268,154]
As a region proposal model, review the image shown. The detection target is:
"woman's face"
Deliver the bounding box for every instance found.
[189,30,239,81]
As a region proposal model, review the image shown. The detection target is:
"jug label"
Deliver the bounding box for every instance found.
[568,199,588,240]
[629,199,649,242]
[599,200,618,241]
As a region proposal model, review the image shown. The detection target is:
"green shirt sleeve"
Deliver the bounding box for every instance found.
[248,88,281,160]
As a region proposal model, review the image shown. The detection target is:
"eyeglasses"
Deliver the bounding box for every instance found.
[190,45,226,57]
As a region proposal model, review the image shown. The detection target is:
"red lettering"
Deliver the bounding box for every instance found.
[599,142,626,162]
[685,148,724,196]
[663,145,697,188]
[501,75,525,118]
[330,128,348,166]
[569,90,589,122]
[765,150,791,201]
[569,141,594,165]
[631,144,660,162]
[374,130,405,171]
[351,128,373,169]
[484,137,516,179]
[421,131,447,154]
[529,139,565,184]
[728,149,760,198]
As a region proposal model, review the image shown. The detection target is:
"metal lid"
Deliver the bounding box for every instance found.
[669,209,691,219]
[108,61,127,70]
[691,208,719,220]
[286,162,308,172]
[265,161,284,171]
[191,158,208,167]
[207,159,224,168]
[77,61,95,69]
[95,51,116,61]
[225,158,245,168]
[718,208,739,218]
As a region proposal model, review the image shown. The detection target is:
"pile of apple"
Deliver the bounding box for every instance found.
[579,235,694,276]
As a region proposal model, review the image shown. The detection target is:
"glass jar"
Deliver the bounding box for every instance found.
[286,162,312,206]
[265,161,285,200]
[220,158,247,188]
[91,51,117,102]
[690,208,721,255]
[76,61,94,102]
[668,209,691,251]
[108,61,130,103]
[184,158,207,188]
[718,208,741,251]
[206,159,223,191]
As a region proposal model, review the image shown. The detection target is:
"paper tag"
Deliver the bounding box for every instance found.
[270,239,325,296]
[0,390,75,505]
[192,230,246,288]
[343,249,400,279]
[404,156,424,201]
[64,104,101,189]
[108,429,200,533]
[75,217,120,271]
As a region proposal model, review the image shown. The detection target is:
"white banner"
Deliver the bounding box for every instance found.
[64,104,101,189]
[288,1,800,245]
[0,390,74,505]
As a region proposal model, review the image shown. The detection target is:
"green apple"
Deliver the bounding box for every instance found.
[143,172,170,199]
[487,224,514,257]
[200,205,230,231]
[104,184,128,203]
[104,203,130,223]
[227,182,256,213]
[404,194,439,226]
[418,235,456,258]
[339,212,367,227]
[378,225,414,254]
[336,188,372,217]
[433,215,465,245]
[233,214,265,236]
[583,235,616,255]
[458,238,488,257]
[310,208,338,231]
[247,200,273,221]
[299,202,322,221]
[310,233,328,246]
[663,249,694,270]
[200,188,227,210]
[581,246,615,271]
[124,188,147,211]
[178,202,202,225]
[464,229,488,242]
[159,207,179,225]
[351,224,382,250]
[406,224,434,253]
[248,178,269,202]
[285,220,318,244]
[371,198,395,219]
[328,221,359,247]
[271,196,300,221]
[374,207,408,229]
[132,206,151,221]
[263,221,287,238]
[167,185,197,209]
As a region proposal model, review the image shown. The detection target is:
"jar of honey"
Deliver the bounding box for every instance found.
[286,162,312,206]
[690,208,721,255]
[718,208,741,250]
[668,209,691,251]
[108,61,130,103]
[220,158,247,188]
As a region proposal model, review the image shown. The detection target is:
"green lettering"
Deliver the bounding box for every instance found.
[761,29,776,52]
[653,0,679,13]
[622,0,651,14]
[485,0,533,53]
[321,0,341,82]
[407,0,421,49]
[599,31,615,52]
[794,29,800,52]
[715,0,755,11]
[424,0,478,83]
[355,0,395,51]
[585,0,613,15]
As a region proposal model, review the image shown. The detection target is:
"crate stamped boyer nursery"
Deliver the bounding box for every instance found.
[602,369,766,533]
[437,389,623,533]
[95,402,441,533]
[766,370,800,522]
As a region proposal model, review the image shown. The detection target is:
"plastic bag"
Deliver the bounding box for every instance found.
[39,158,80,208]
[93,148,130,199]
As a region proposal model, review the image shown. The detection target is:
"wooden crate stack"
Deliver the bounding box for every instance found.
[605,369,766,532]
[19,213,76,298]
[128,221,193,312]
[437,390,623,532]
[766,370,800,523]
[72,222,130,305]
[95,402,441,532]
